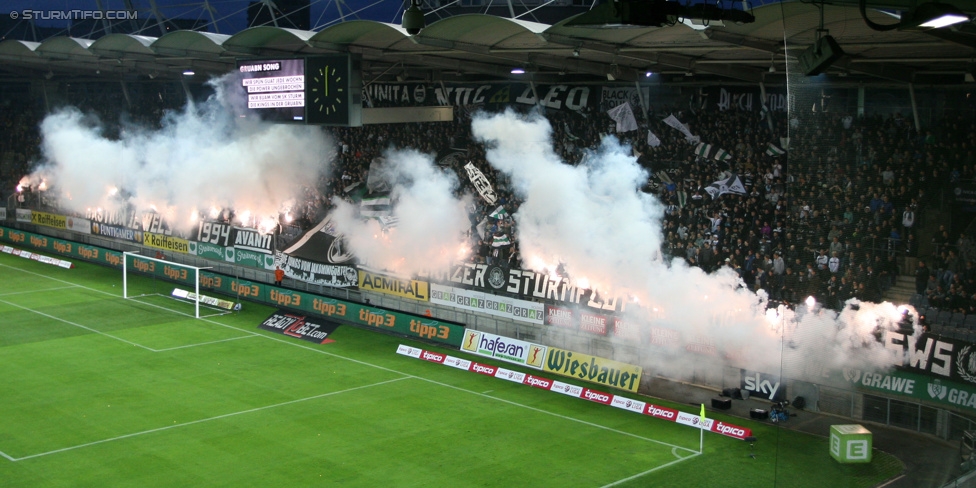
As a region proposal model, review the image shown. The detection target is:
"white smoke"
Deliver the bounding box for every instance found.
[26,74,333,233]
[471,109,906,379]
[330,148,472,276]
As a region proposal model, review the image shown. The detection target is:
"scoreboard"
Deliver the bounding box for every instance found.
[237,55,362,126]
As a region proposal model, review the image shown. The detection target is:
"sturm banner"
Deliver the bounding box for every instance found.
[280,254,358,288]
[196,220,236,248]
[360,83,594,112]
[600,86,648,113]
[438,262,625,314]
[884,330,976,386]
[283,215,356,265]
[233,227,273,254]
[702,86,789,113]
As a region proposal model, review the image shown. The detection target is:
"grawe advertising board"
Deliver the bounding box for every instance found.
[833,367,976,413]
[460,329,546,369]
[543,347,643,393]
[396,345,752,440]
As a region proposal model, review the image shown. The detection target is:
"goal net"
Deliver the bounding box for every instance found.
[122,252,235,318]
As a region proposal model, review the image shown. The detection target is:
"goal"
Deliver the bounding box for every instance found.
[122,252,232,318]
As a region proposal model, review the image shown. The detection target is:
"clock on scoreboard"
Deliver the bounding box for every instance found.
[236,55,362,126]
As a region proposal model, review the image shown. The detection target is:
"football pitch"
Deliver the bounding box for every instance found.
[0,251,902,487]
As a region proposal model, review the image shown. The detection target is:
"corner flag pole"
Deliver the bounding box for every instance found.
[699,403,706,454]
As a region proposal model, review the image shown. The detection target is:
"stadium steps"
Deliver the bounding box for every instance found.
[883,275,916,306]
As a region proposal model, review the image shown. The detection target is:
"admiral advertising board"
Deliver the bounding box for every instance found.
[358,269,429,301]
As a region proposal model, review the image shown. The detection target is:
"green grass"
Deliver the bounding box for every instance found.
[0,251,902,487]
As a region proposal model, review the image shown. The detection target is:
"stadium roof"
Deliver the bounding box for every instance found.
[0,0,974,85]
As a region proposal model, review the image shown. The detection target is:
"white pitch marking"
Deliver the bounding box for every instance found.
[0,263,697,456]
[10,377,410,462]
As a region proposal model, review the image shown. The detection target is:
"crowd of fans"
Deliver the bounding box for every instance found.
[3,81,976,315]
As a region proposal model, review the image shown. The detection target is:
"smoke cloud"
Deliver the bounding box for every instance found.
[329,148,472,276]
[471,109,905,379]
[26,74,333,233]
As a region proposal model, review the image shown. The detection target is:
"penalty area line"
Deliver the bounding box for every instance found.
[0,298,156,352]
[0,285,80,297]
[8,376,410,462]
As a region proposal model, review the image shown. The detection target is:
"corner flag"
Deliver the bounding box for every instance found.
[699,403,706,454]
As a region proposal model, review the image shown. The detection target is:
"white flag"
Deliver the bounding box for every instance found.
[607,102,638,133]
[647,130,661,147]
[765,143,786,157]
[694,143,713,159]
[464,162,497,205]
[704,174,747,199]
[662,114,699,144]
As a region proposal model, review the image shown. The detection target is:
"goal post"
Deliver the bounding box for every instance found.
[122,251,206,318]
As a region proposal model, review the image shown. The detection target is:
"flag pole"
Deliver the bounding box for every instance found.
[699,403,706,454]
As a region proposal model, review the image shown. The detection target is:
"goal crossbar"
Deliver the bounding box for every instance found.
[122,252,210,318]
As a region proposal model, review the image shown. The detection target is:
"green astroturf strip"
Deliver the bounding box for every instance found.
[0,252,903,487]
